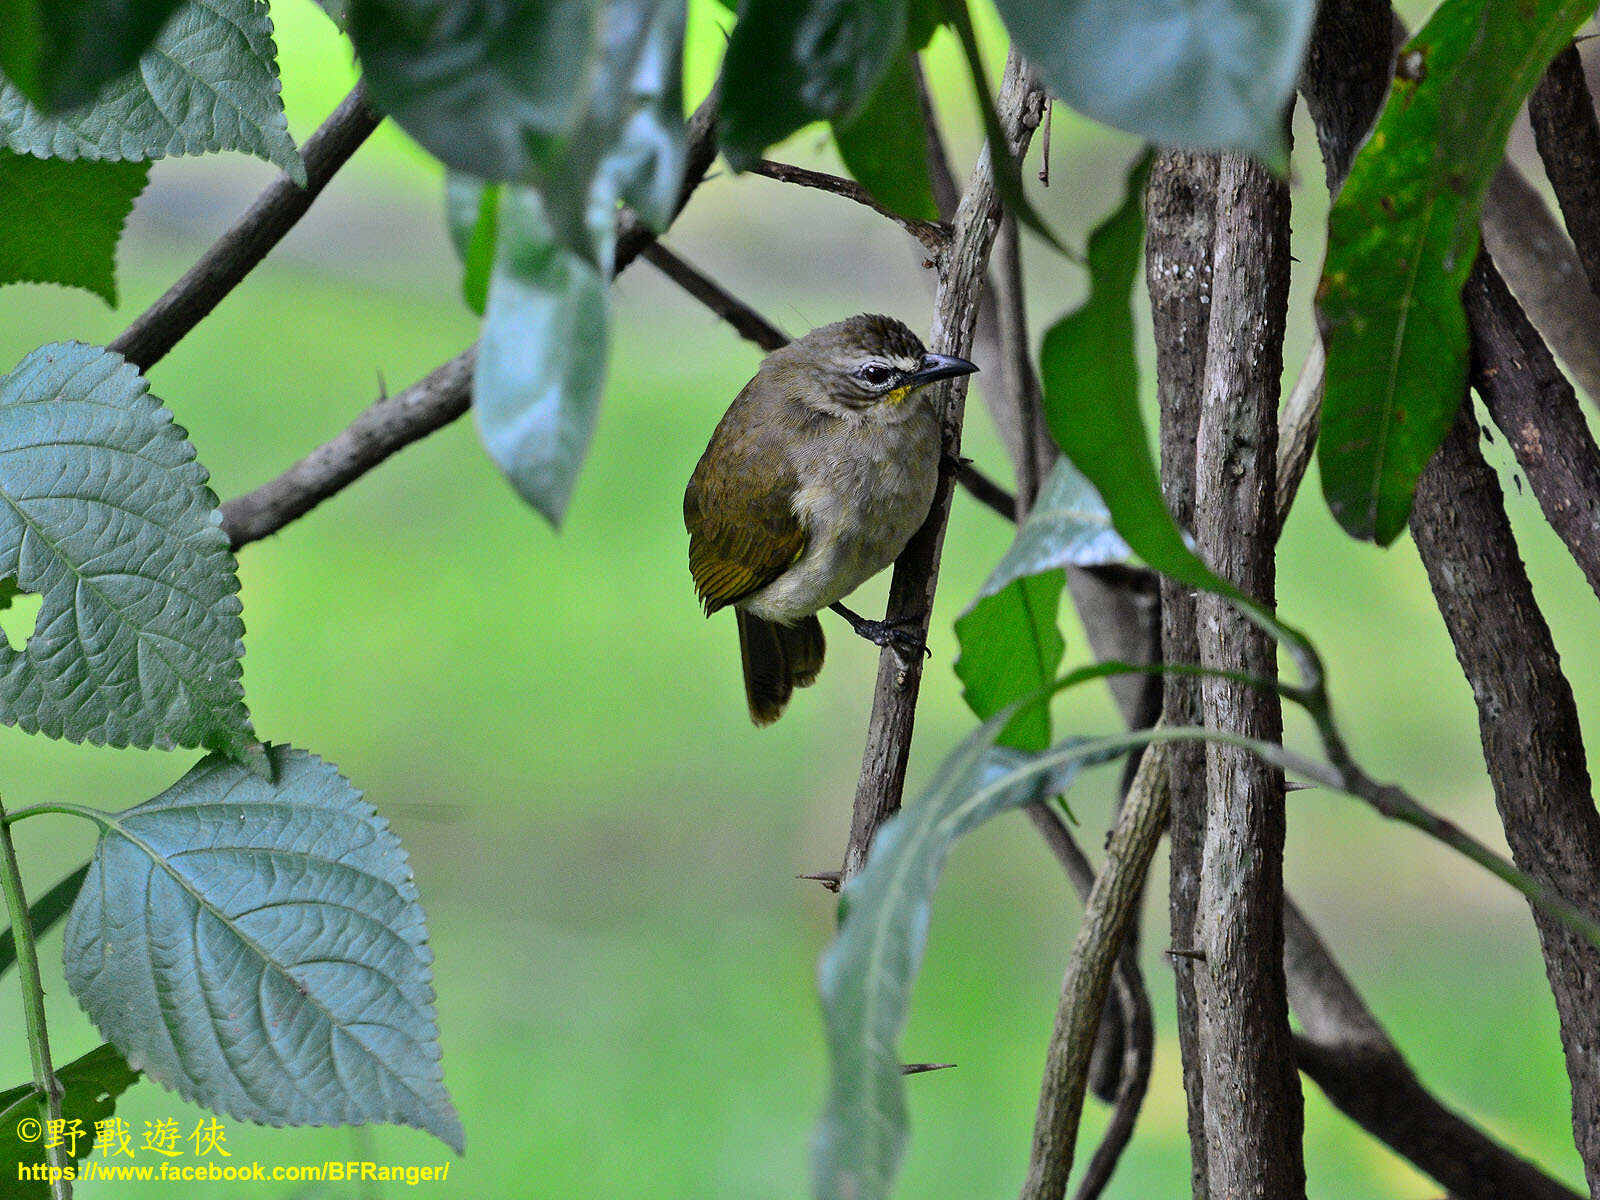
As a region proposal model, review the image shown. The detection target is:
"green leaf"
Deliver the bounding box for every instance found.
[350,0,687,262]
[63,746,464,1152]
[475,187,609,526]
[980,457,1132,594]
[0,342,253,755]
[719,0,905,170]
[0,0,304,185]
[445,174,501,316]
[954,571,1065,751]
[0,862,89,979]
[814,720,1118,1200]
[1039,152,1239,602]
[832,48,939,222]
[990,0,1315,167]
[0,151,148,305]
[953,458,1130,750]
[1317,0,1594,544]
[0,1,187,112]
[0,1044,140,1194]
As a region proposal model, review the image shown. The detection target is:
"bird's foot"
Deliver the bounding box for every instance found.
[830,603,931,658]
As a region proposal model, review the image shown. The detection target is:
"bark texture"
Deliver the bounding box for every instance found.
[1410,405,1600,1198]
[1465,254,1600,604]
[1191,151,1305,1200]
[1529,43,1600,306]
[1144,145,1217,1200]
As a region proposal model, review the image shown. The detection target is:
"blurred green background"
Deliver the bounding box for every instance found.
[0,1,1593,1195]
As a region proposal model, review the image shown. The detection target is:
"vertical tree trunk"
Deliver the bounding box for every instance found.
[1146,145,1218,1200]
[1191,150,1306,1199]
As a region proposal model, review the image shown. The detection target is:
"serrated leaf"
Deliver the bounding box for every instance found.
[720,0,904,170]
[0,150,148,305]
[0,862,89,979]
[953,458,1129,750]
[475,187,609,526]
[0,1,187,112]
[445,173,500,316]
[0,0,304,185]
[954,571,1064,751]
[991,0,1316,167]
[1039,152,1239,602]
[833,48,939,222]
[0,342,253,754]
[351,0,687,263]
[814,722,1117,1200]
[1316,0,1594,544]
[0,1044,140,1194]
[63,746,464,1152]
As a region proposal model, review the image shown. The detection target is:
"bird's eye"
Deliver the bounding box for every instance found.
[857,363,893,387]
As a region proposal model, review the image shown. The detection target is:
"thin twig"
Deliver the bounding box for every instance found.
[0,794,69,1200]
[639,242,787,351]
[1274,335,1324,533]
[1528,43,1600,306]
[841,51,1047,880]
[221,349,475,548]
[111,83,384,372]
[955,462,1017,520]
[751,159,951,253]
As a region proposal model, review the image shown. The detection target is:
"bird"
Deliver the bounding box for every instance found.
[684,314,978,725]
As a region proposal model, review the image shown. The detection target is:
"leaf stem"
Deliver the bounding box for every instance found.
[3,803,110,828]
[0,792,71,1200]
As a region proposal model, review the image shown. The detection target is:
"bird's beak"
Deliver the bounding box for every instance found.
[907,353,979,389]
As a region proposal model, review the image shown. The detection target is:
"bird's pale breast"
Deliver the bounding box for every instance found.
[739,400,939,625]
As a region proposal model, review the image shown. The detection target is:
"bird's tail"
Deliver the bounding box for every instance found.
[736,610,826,725]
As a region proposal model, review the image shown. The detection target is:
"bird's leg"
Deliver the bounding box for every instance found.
[829,602,931,658]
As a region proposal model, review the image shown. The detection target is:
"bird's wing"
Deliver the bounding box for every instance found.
[684,401,807,615]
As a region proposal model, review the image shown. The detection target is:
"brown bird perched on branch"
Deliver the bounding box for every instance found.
[684,314,978,725]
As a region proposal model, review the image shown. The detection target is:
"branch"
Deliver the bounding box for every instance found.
[1409,401,1600,1196]
[1189,148,1305,1198]
[1483,162,1600,406]
[1528,43,1600,306]
[841,50,1046,880]
[1144,144,1219,1200]
[750,158,950,253]
[220,349,474,548]
[111,83,384,372]
[0,792,69,1200]
[1025,805,1154,1200]
[1274,336,1324,533]
[1465,251,1600,603]
[639,242,788,352]
[1021,742,1171,1199]
[1285,898,1583,1200]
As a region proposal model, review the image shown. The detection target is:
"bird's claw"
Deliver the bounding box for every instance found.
[856,616,931,659]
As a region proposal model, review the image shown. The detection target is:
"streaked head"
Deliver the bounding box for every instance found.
[780,314,978,410]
